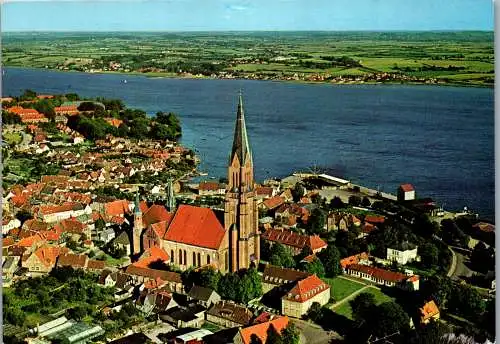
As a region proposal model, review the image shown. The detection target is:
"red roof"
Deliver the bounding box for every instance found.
[164,205,226,250]
[53,218,86,234]
[151,221,169,239]
[472,222,495,233]
[143,205,172,228]
[347,264,408,283]
[238,316,289,344]
[399,184,415,192]
[309,235,328,251]
[262,196,285,210]
[34,246,69,268]
[364,215,386,224]
[104,200,130,217]
[199,181,222,191]
[420,300,439,321]
[283,275,330,303]
[256,187,274,197]
[7,106,39,116]
[17,233,45,247]
[340,252,369,269]
[134,247,171,268]
[57,253,88,268]
[262,228,326,251]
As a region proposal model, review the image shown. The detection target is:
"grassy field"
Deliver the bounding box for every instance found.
[333,286,394,319]
[2,31,493,87]
[324,276,366,302]
[3,132,22,145]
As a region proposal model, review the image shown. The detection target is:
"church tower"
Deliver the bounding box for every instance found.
[224,92,260,272]
[133,192,143,256]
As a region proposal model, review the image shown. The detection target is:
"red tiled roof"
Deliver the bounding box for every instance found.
[2,237,15,247]
[104,200,130,217]
[262,196,285,210]
[199,181,222,191]
[143,205,172,228]
[420,300,439,321]
[151,221,169,239]
[348,264,408,283]
[283,275,330,303]
[340,252,369,269]
[104,118,123,128]
[57,253,88,268]
[164,205,225,250]
[11,194,29,208]
[17,233,45,247]
[39,230,61,241]
[34,246,69,268]
[53,218,86,234]
[7,106,39,116]
[262,228,326,251]
[364,215,386,224]
[110,216,126,225]
[125,265,182,283]
[238,316,289,344]
[256,187,274,197]
[87,260,106,270]
[472,222,495,233]
[134,247,171,268]
[23,219,48,232]
[399,184,415,192]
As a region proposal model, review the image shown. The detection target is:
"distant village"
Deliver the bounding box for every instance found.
[1,92,495,344]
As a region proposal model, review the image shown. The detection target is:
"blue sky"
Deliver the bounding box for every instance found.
[2,0,494,31]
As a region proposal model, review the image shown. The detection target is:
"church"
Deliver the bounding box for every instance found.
[136,94,260,272]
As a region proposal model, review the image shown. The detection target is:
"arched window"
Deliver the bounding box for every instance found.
[171,250,174,263]
[193,252,196,266]
[179,249,182,265]
[197,253,201,267]
[184,250,187,266]
[225,252,228,270]
[207,255,211,265]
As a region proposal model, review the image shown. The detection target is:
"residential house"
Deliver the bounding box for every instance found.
[340,252,370,272]
[398,184,416,202]
[3,256,20,283]
[2,218,21,235]
[54,105,79,116]
[187,285,221,308]
[198,182,225,196]
[233,316,289,344]
[346,264,420,291]
[387,243,418,265]
[206,301,253,328]
[136,289,178,315]
[113,231,131,256]
[125,265,184,293]
[419,300,440,325]
[255,186,275,200]
[160,307,204,328]
[260,196,285,211]
[261,265,311,293]
[281,274,330,318]
[22,246,69,275]
[261,228,327,255]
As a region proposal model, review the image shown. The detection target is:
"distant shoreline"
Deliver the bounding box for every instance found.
[3,65,493,89]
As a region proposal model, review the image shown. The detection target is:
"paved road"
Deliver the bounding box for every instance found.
[291,318,341,344]
[450,249,473,280]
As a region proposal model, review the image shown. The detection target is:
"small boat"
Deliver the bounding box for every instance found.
[122,79,127,84]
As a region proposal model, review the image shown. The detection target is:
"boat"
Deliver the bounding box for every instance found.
[122,79,127,84]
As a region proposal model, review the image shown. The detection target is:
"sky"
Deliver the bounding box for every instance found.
[1,0,494,32]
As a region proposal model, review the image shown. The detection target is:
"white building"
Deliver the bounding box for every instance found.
[281,275,330,318]
[387,244,418,265]
[398,184,415,201]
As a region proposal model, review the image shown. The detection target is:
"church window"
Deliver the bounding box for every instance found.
[197,253,201,267]
[193,252,196,266]
[179,249,182,265]
[207,255,211,265]
[225,252,228,269]
[171,250,174,263]
[184,250,187,265]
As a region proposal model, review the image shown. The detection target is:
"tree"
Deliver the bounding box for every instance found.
[281,323,300,344]
[20,89,36,100]
[349,292,376,323]
[305,302,323,322]
[217,272,240,301]
[66,305,87,320]
[370,301,410,339]
[265,324,283,344]
[470,241,493,273]
[269,243,295,268]
[65,93,80,101]
[418,243,439,268]
[318,245,341,277]
[361,196,371,207]
[329,196,345,210]
[291,183,305,202]
[348,195,362,207]
[300,257,325,277]
[307,208,326,235]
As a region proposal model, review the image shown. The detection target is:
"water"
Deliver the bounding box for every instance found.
[2,67,494,220]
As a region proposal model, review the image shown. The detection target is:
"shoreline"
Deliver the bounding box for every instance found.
[2,65,493,89]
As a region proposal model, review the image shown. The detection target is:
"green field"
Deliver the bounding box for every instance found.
[2,31,493,87]
[324,276,366,302]
[3,132,22,145]
[333,286,394,319]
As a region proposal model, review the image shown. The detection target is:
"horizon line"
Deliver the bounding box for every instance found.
[2,29,494,33]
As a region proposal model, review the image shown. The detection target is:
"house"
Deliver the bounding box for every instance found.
[54,105,79,116]
[125,265,184,293]
[160,307,204,328]
[364,215,386,225]
[198,182,225,196]
[3,256,20,283]
[255,186,275,200]
[340,252,370,272]
[327,213,361,231]
[261,196,285,211]
[22,246,69,274]
[136,289,178,315]
[281,274,330,318]
[2,218,21,235]
[346,264,420,291]
[261,228,327,255]
[398,184,415,202]
[261,265,311,294]
[206,301,253,328]
[57,253,88,269]
[113,231,131,256]
[419,300,440,324]
[233,316,289,344]
[387,243,418,265]
[187,285,221,308]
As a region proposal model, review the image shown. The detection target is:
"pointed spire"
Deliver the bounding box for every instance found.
[134,191,141,214]
[230,90,252,165]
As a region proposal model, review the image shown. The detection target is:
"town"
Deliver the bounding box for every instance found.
[1,90,495,344]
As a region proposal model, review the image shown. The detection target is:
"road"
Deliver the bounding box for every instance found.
[449,249,473,280]
[291,318,341,344]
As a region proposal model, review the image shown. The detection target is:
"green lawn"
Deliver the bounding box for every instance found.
[323,276,366,302]
[201,321,222,332]
[3,132,22,145]
[333,286,394,320]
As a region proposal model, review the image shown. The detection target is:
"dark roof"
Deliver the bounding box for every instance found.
[114,231,130,245]
[262,265,311,286]
[108,333,152,344]
[203,327,240,344]
[188,285,217,302]
[207,301,253,326]
[157,327,198,342]
[230,94,252,166]
[160,307,198,322]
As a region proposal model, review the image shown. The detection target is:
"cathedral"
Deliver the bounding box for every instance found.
[135,94,260,272]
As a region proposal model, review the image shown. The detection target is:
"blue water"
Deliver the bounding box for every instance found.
[2,67,494,220]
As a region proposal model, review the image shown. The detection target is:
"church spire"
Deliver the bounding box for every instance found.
[230,90,252,166]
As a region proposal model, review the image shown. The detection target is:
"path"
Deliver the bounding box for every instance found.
[446,246,458,278]
[330,285,375,310]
